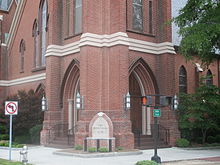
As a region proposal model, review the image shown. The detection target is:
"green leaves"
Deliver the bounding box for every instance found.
[0,90,44,137]
[178,82,220,143]
[174,0,220,65]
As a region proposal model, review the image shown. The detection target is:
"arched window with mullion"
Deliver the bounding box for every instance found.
[179,66,187,93]
[19,39,25,73]
[39,0,48,66]
[32,20,39,68]
[74,0,82,34]
[206,70,213,85]
[66,0,71,36]
[132,0,143,32]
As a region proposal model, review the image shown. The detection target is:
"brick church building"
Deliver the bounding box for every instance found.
[0,0,219,150]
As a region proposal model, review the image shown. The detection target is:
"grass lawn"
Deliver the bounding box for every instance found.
[0,158,32,165]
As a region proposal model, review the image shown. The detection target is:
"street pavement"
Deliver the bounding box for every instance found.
[0,146,220,165]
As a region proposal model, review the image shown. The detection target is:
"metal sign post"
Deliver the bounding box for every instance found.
[141,95,163,164]
[9,115,13,161]
[5,101,18,161]
[151,109,161,164]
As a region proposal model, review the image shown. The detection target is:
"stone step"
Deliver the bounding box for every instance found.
[48,136,74,148]
[45,143,74,149]
[136,144,171,150]
[135,141,167,147]
[134,135,170,149]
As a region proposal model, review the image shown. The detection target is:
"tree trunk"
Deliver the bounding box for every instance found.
[202,128,208,144]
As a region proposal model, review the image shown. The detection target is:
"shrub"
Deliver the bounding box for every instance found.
[196,137,203,144]
[88,147,96,152]
[135,160,158,165]
[0,134,9,140]
[0,141,24,148]
[29,124,42,144]
[74,145,83,150]
[14,144,24,148]
[207,136,216,144]
[215,135,220,143]
[2,90,44,138]
[0,125,7,134]
[204,143,220,147]
[14,135,31,144]
[176,138,190,147]
[115,146,123,151]
[0,141,9,147]
[98,147,109,152]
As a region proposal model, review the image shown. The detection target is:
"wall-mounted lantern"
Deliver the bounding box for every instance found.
[76,92,84,110]
[124,92,131,110]
[173,94,178,110]
[41,95,48,111]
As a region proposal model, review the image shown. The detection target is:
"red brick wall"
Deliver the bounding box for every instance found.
[175,52,219,94]
[2,0,220,149]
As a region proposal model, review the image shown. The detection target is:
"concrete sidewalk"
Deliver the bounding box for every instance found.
[0,146,220,165]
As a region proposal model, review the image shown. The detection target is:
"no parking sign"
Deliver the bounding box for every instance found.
[5,101,18,115]
[5,101,18,160]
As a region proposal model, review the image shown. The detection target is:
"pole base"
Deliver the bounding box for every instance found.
[151,155,161,164]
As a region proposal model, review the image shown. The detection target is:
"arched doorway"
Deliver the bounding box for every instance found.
[60,59,80,134]
[129,58,159,137]
[129,72,143,134]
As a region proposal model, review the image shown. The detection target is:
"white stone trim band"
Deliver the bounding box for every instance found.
[46,32,176,57]
[0,73,46,87]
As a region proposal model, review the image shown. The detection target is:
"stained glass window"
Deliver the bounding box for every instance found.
[66,0,70,36]
[179,66,187,93]
[0,0,12,11]
[74,0,82,34]
[132,0,143,31]
[33,20,39,68]
[206,70,213,85]
[149,1,153,34]
[40,0,47,66]
[19,39,25,72]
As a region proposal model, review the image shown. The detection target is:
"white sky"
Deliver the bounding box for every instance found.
[172,0,188,46]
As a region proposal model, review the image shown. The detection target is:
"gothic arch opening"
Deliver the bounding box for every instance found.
[129,58,159,136]
[60,59,80,133]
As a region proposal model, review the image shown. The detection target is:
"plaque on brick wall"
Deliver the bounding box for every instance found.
[92,113,109,138]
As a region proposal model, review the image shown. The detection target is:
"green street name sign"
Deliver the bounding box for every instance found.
[153,109,161,117]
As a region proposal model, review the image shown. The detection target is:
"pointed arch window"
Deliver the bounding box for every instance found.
[39,0,48,66]
[19,39,25,73]
[32,20,39,68]
[127,0,155,35]
[179,66,187,93]
[206,70,213,85]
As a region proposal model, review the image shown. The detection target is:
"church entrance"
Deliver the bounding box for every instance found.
[129,73,143,134]
[129,58,159,138]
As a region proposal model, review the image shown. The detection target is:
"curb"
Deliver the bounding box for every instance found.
[53,150,143,158]
[0,147,22,151]
[174,146,220,150]
[0,145,42,150]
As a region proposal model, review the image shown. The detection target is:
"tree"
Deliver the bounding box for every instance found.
[174,0,220,65]
[178,82,220,144]
[0,90,44,143]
